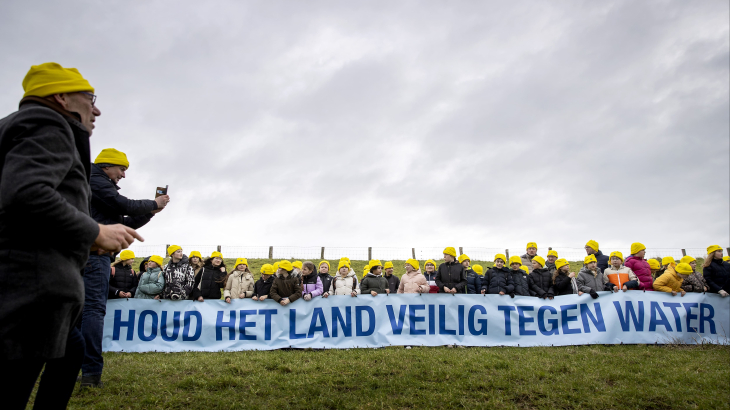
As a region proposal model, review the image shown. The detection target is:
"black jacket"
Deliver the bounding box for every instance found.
[703,259,730,293]
[482,267,515,294]
[89,163,157,229]
[594,250,610,272]
[528,268,554,298]
[319,273,335,295]
[109,263,139,298]
[192,261,226,300]
[0,98,99,360]
[510,269,530,296]
[553,272,575,296]
[465,268,481,294]
[254,275,275,298]
[385,274,400,294]
[435,261,467,293]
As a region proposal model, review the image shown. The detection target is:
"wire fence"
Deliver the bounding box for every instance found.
[126,244,728,262]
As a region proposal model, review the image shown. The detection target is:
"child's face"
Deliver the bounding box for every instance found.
[147,262,158,269]
[385,268,393,275]
[560,265,569,273]
[212,257,222,266]
[237,264,246,271]
[587,262,597,270]
[531,261,541,270]
[495,260,505,268]
[510,263,521,270]
[690,261,696,270]
[320,264,329,274]
[303,266,313,275]
[405,264,414,273]
[190,257,200,265]
[262,273,272,280]
[461,260,470,268]
[425,264,434,272]
[373,266,382,275]
[610,257,621,267]
[339,267,348,276]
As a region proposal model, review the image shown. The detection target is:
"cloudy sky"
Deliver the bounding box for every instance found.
[1,0,728,256]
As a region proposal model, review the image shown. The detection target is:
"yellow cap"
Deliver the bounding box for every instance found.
[167,245,182,256]
[443,247,457,257]
[119,250,135,261]
[458,254,470,264]
[707,245,722,255]
[272,262,280,271]
[189,251,202,260]
[424,259,437,268]
[675,263,693,275]
[584,254,597,264]
[555,258,569,270]
[363,265,370,278]
[337,260,351,271]
[340,257,351,263]
[630,243,646,255]
[508,256,522,266]
[472,264,483,275]
[405,259,420,270]
[369,259,382,268]
[723,256,729,262]
[94,148,129,168]
[319,261,331,271]
[680,255,696,264]
[234,258,249,269]
[532,256,545,268]
[526,242,537,250]
[292,261,303,270]
[279,260,293,272]
[384,261,394,269]
[609,251,624,262]
[547,250,558,258]
[148,255,164,267]
[648,259,661,270]
[260,264,274,275]
[520,265,530,274]
[22,62,94,98]
[494,254,507,263]
[661,256,675,266]
[211,251,223,259]
[585,240,599,252]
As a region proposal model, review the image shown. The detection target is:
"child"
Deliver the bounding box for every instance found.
[436,247,466,294]
[292,261,303,276]
[224,258,255,303]
[528,256,554,300]
[398,259,429,293]
[659,256,676,277]
[135,255,165,299]
[301,261,324,301]
[648,259,661,279]
[327,260,359,297]
[252,264,275,301]
[624,243,653,291]
[552,258,577,296]
[653,262,691,296]
[162,245,195,300]
[472,264,484,278]
[459,254,481,294]
[508,256,530,296]
[702,245,730,297]
[361,259,389,296]
[577,254,614,298]
[109,249,138,299]
[383,261,400,294]
[604,251,640,291]
[423,260,439,293]
[318,261,335,297]
[679,256,708,293]
[270,260,302,305]
[189,251,204,282]
[193,251,228,301]
[481,254,514,296]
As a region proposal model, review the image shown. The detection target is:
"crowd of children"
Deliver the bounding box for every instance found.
[108,241,730,303]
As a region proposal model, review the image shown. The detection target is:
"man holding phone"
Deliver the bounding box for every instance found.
[79,148,170,387]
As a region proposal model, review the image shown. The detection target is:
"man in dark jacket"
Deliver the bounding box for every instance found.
[0,63,141,409]
[435,247,466,293]
[585,240,609,272]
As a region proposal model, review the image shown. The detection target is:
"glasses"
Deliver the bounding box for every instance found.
[80,91,97,106]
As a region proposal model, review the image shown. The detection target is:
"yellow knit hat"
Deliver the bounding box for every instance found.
[405,259,420,270]
[260,264,274,275]
[585,240,599,252]
[363,265,370,278]
[707,245,722,255]
[584,254,597,264]
[383,261,394,269]
[189,251,202,260]
[340,257,351,263]
[472,264,483,275]
[279,260,293,272]
[630,243,646,255]
[443,247,457,258]
[369,260,382,269]
[508,256,522,267]
[675,263,693,275]
[319,261,331,271]
[520,265,530,274]
[609,251,624,262]
[293,261,303,270]
[337,260,351,272]
[494,254,507,263]
[272,262,280,272]
[167,245,182,256]
[119,250,135,261]
[234,258,249,269]
[532,256,545,268]
[661,256,675,266]
[648,259,661,270]
[555,258,569,270]
[94,148,129,168]
[458,254,470,264]
[680,255,696,264]
[22,62,94,98]
[724,256,729,262]
[526,242,537,250]
[211,251,223,259]
[424,260,437,269]
[547,250,558,258]
[148,255,164,267]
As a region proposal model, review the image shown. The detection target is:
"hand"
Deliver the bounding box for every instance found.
[386,289,390,294]
[323,293,329,298]
[671,291,677,296]
[154,195,170,210]
[720,290,729,297]
[94,224,143,253]
[613,287,619,293]
[280,298,290,306]
[259,295,267,301]
[197,296,204,302]
[622,285,628,292]
[704,287,708,292]
[481,290,486,294]
[681,290,686,297]
[225,297,231,304]
[568,272,575,278]
[548,296,554,300]
[578,291,584,296]
[304,294,311,301]
[444,287,451,293]
[499,291,505,296]
[351,292,357,297]
[154,295,160,300]
[252,296,258,301]
[590,290,599,299]
[239,293,245,299]
[220,267,226,272]
[371,291,377,297]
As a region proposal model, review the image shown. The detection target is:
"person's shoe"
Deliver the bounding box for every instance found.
[80,375,103,388]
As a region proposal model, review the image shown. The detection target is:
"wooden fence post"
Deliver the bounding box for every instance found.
[412,248,416,259]
[217,245,221,252]
[368,247,372,260]
[459,247,463,256]
[165,244,170,255]
[681,249,686,256]
[268,246,273,259]
[505,248,510,259]
[321,247,325,259]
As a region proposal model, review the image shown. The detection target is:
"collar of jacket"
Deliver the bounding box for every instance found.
[19,96,83,125]
[92,163,121,190]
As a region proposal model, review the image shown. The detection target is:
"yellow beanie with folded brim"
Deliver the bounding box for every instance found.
[405,259,420,270]
[211,251,223,259]
[585,240,599,252]
[425,260,437,269]
[494,254,507,263]
[272,262,280,271]
[555,258,569,270]
[584,254,597,264]
[167,245,182,256]
[680,255,696,264]
[369,260,382,269]
[532,256,545,268]
[189,251,202,260]
[363,265,370,278]
[547,250,558,258]
[234,258,249,269]
[675,263,693,275]
[458,254,470,264]
[293,261,303,270]
[508,256,523,266]
[279,260,293,272]
[148,255,164,267]
[94,148,129,168]
[260,264,274,275]
[22,62,94,98]
[384,261,394,269]
[630,242,646,255]
[319,261,331,271]
[340,257,351,263]
[526,242,537,250]
[661,256,675,266]
[648,259,661,270]
[723,256,729,262]
[472,264,483,275]
[520,266,530,274]
[119,249,135,261]
[443,247,457,258]
[707,245,722,255]
[609,251,624,262]
[337,260,351,271]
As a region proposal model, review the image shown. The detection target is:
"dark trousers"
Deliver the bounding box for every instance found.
[80,254,110,376]
[1,327,85,410]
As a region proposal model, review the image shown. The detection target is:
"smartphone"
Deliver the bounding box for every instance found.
[155,185,168,198]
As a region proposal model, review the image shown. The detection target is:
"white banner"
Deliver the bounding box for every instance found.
[103,292,729,352]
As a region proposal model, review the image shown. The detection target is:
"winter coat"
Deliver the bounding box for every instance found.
[593,250,610,272]
[653,266,683,293]
[109,263,139,298]
[253,275,275,298]
[361,273,389,294]
[625,256,653,291]
[270,271,302,302]
[553,272,577,296]
[301,273,324,298]
[385,274,400,294]
[603,265,640,289]
[398,271,429,293]
[465,268,482,294]
[0,97,100,360]
[135,268,165,299]
[510,269,531,296]
[192,261,227,300]
[162,256,196,300]
[528,268,554,298]
[703,259,730,293]
[89,163,157,230]
[224,269,255,299]
[681,272,707,293]
[319,273,335,296]
[482,267,515,294]
[435,261,467,293]
[521,254,536,273]
[576,267,611,294]
[329,271,360,295]
[423,271,440,293]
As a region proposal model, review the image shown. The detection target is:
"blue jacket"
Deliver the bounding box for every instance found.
[465,268,481,294]
[594,250,610,272]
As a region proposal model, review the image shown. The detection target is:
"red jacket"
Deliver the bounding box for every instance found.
[625,256,653,291]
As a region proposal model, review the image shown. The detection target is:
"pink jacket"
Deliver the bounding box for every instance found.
[398,271,429,294]
[625,256,653,291]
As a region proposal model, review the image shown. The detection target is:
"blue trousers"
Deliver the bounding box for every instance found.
[80,254,110,376]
